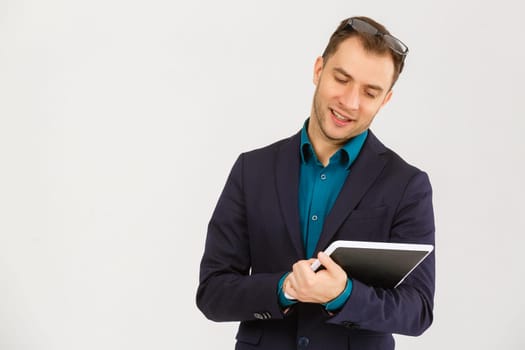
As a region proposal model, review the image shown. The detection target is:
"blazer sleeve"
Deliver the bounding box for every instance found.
[326,170,435,336]
[196,154,286,322]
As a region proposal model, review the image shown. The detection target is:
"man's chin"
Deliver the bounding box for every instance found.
[323,132,353,145]
[323,125,355,142]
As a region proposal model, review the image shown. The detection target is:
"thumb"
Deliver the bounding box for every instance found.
[317,251,342,272]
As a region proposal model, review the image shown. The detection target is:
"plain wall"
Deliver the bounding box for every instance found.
[1,0,524,349]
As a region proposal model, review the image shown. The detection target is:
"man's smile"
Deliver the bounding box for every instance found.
[331,108,355,126]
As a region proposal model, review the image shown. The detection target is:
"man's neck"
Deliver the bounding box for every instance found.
[307,128,342,167]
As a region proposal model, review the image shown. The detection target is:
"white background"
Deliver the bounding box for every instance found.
[1,0,524,349]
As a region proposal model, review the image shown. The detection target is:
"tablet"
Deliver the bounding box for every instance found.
[311,240,434,288]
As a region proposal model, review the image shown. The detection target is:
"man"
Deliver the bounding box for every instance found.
[196,16,435,350]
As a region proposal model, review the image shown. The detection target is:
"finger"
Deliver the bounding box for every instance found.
[287,271,297,288]
[284,273,299,299]
[284,281,297,300]
[294,259,315,270]
[293,260,316,279]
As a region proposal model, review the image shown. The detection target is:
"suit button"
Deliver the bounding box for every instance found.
[297,336,310,347]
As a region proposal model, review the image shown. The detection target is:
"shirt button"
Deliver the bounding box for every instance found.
[320,174,327,180]
[297,336,310,347]
[311,215,318,221]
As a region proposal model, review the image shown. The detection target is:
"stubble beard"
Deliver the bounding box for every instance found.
[312,87,349,147]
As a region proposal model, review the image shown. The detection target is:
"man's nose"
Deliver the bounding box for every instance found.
[339,86,360,111]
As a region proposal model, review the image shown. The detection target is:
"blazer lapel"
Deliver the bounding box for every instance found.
[275,131,305,259]
[315,131,388,253]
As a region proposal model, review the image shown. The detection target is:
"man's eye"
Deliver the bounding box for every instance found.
[334,77,347,84]
[365,91,378,98]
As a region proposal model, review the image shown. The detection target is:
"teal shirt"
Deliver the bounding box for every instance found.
[278,120,368,310]
[299,123,368,258]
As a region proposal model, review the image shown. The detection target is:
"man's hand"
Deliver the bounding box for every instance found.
[283,252,347,304]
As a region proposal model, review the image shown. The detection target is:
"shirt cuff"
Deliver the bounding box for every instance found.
[277,272,297,308]
[324,278,353,311]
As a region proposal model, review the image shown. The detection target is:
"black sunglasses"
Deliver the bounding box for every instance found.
[346,18,409,57]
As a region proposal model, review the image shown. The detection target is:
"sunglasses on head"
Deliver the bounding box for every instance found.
[346,18,409,57]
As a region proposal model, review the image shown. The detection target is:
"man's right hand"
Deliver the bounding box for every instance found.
[283,252,347,304]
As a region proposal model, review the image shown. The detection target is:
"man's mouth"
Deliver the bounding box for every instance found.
[331,109,354,124]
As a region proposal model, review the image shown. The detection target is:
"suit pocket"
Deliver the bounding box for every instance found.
[348,206,388,220]
[235,321,262,346]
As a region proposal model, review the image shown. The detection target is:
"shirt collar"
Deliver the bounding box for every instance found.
[300,118,368,169]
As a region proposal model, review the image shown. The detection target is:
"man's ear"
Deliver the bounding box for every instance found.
[313,56,324,86]
[381,89,393,107]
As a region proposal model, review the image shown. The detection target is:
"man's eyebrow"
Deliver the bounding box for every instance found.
[333,67,352,79]
[333,67,385,92]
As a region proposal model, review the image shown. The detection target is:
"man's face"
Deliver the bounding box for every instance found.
[309,36,395,146]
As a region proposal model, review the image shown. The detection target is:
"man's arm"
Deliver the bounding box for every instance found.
[195,154,287,322]
[326,171,435,336]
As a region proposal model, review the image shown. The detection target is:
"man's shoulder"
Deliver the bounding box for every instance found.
[228,131,300,180]
[242,131,300,159]
[367,130,427,177]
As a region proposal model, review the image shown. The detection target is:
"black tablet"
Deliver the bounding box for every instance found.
[311,240,434,288]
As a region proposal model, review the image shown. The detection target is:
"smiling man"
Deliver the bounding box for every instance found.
[197,16,435,350]
[308,35,394,165]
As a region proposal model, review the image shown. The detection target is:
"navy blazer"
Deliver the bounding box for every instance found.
[197,130,435,350]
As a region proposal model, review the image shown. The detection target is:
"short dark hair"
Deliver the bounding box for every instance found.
[322,16,406,88]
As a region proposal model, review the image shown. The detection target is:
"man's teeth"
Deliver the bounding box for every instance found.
[333,110,348,121]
